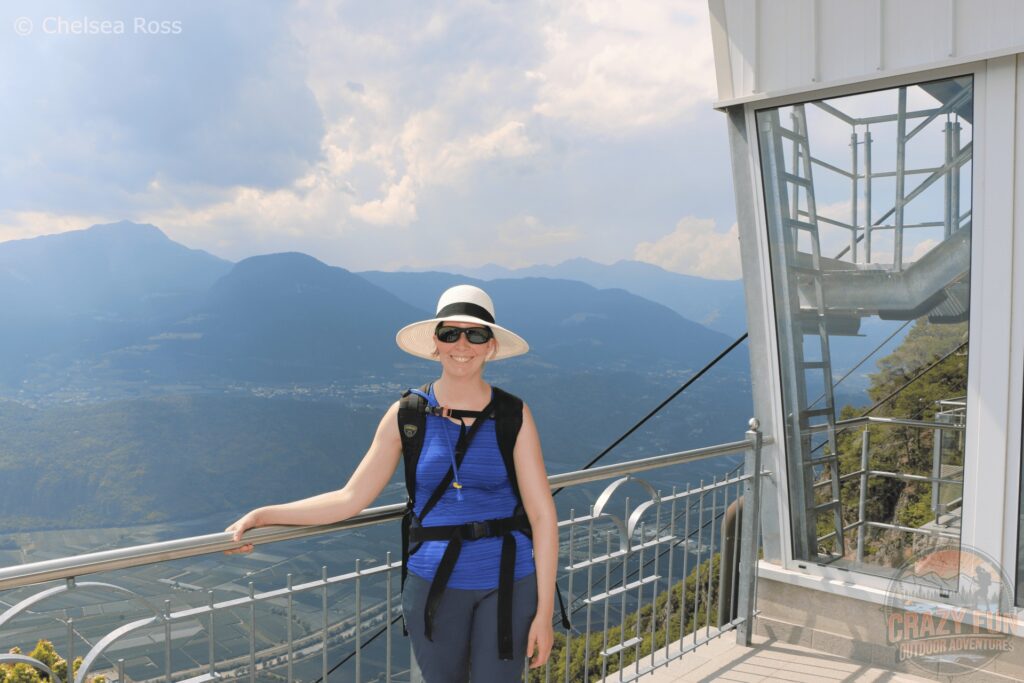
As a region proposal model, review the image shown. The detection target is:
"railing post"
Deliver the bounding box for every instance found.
[736,418,763,646]
[857,428,870,563]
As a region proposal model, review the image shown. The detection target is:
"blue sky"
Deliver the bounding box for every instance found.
[0,0,741,277]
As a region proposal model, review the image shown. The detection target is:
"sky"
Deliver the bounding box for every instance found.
[0,0,742,277]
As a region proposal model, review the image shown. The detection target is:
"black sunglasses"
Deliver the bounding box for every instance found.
[435,325,493,344]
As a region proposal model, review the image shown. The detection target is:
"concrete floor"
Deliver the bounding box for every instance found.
[635,634,936,683]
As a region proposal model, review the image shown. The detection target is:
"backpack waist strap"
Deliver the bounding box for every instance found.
[409,512,531,543]
[411,510,531,660]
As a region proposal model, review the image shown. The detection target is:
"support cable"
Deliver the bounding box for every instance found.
[552,332,749,496]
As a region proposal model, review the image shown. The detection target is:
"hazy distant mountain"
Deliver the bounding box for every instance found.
[127,252,428,383]
[0,222,233,386]
[401,258,747,336]
[0,220,232,320]
[360,271,741,371]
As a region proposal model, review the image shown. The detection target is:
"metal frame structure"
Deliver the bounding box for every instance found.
[0,424,769,683]
[756,76,973,569]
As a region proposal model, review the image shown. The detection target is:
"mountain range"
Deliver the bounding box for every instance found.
[402,258,747,336]
[0,222,753,534]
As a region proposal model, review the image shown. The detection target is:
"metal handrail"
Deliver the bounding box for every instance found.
[805,414,965,434]
[0,436,771,592]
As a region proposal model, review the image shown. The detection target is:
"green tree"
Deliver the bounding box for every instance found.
[2,643,90,683]
[829,319,968,565]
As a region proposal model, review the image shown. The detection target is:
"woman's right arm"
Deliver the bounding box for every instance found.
[226,401,403,552]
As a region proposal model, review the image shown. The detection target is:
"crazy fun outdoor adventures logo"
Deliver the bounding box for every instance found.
[884,543,1015,676]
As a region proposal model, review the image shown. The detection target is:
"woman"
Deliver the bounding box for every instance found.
[226,284,557,681]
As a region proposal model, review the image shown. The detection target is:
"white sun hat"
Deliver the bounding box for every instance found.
[395,284,529,361]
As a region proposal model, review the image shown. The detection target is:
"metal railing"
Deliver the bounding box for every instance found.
[0,422,769,683]
[799,414,965,562]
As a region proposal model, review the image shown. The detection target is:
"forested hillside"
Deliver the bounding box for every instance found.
[828,319,968,566]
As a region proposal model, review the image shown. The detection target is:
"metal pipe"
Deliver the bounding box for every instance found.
[634,520,645,678]
[617,498,629,678]
[648,502,661,670]
[894,86,907,271]
[67,616,75,683]
[599,532,611,683]
[851,131,859,262]
[355,558,362,683]
[385,553,392,683]
[944,120,954,240]
[790,111,801,236]
[867,470,962,486]
[693,481,705,647]
[247,587,255,683]
[704,477,718,640]
[730,480,741,624]
[868,142,972,230]
[564,509,575,683]
[864,520,960,540]
[856,428,869,563]
[286,575,294,683]
[717,498,741,626]
[736,420,763,646]
[952,121,962,231]
[209,590,216,679]
[810,156,855,179]
[321,566,329,683]
[678,485,691,648]
[583,508,595,682]
[865,130,873,262]
[932,421,944,514]
[663,489,677,662]
[802,415,968,432]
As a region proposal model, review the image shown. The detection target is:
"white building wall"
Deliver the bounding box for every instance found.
[716,10,1024,607]
[710,0,1024,105]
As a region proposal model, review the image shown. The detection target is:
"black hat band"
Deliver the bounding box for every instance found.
[435,302,495,324]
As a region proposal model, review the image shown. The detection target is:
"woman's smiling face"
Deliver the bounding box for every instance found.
[433,320,497,376]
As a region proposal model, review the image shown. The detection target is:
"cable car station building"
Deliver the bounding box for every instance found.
[710,0,1024,679]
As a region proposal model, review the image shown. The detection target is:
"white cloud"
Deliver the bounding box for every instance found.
[498,215,581,250]
[532,0,716,132]
[350,175,419,226]
[633,217,741,279]
[402,215,583,271]
[1,1,737,272]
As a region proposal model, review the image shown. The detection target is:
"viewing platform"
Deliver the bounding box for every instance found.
[642,634,934,683]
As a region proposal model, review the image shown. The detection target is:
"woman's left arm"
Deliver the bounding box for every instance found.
[514,401,557,669]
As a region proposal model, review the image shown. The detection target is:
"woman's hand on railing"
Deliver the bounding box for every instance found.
[224,509,262,555]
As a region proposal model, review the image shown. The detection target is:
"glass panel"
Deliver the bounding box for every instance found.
[756,76,973,580]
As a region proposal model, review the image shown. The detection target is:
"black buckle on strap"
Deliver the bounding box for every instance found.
[462,521,491,540]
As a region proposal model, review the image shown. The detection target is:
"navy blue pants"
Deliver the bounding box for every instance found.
[403,573,538,682]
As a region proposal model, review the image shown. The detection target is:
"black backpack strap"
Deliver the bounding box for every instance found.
[491,386,572,631]
[397,384,430,593]
[398,384,430,506]
[491,386,524,499]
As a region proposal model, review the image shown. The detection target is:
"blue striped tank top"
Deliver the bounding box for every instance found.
[405,386,536,590]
